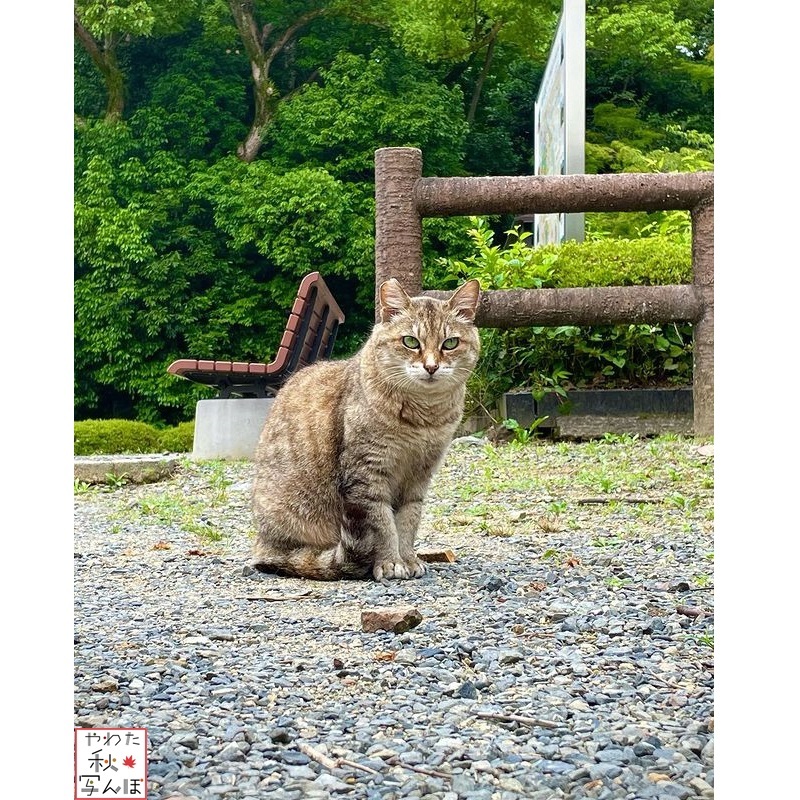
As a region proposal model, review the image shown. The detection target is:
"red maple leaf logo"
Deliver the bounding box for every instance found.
[122,755,136,768]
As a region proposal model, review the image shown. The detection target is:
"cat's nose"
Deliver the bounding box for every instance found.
[424,362,439,375]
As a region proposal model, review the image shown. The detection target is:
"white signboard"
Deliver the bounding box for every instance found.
[533,0,585,246]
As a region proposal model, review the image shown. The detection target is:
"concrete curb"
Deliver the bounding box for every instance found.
[74,454,181,485]
[500,388,694,438]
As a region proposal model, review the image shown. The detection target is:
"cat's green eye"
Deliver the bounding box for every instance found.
[441,337,460,351]
[401,335,420,349]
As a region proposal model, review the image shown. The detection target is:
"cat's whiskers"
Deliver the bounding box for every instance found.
[383,366,455,396]
[380,367,418,395]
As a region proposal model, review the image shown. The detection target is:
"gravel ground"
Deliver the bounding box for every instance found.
[74,434,714,800]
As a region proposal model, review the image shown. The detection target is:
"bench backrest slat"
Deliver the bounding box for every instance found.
[321,319,340,359]
[299,305,330,367]
[284,284,318,374]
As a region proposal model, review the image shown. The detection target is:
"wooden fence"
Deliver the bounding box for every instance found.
[373,146,714,437]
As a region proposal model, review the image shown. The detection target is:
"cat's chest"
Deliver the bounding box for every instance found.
[344,401,452,471]
[385,424,449,473]
[369,416,455,497]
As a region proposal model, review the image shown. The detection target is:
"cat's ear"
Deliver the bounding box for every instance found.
[447,279,481,322]
[379,278,412,322]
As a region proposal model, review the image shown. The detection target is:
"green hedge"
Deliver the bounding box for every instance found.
[157,422,195,454]
[435,218,695,415]
[544,236,691,288]
[436,219,692,291]
[74,419,195,455]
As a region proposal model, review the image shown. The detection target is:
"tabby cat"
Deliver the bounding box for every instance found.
[251,277,481,580]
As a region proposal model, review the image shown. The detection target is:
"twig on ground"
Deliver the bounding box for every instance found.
[298,742,338,770]
[576,496,660,505]
[384,758,451,779]
[236,591,319,601]
[475,711,560,729]
[340,758,380,775]
[297,742,380,776]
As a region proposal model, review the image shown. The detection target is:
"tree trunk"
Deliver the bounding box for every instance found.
[74,15,125,122]
[467,24,500,125]
[102,40,125,121]
[235,75,278,162]
[228,1,325,163]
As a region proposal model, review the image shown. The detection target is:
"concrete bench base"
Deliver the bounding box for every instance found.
[192,398,274,460]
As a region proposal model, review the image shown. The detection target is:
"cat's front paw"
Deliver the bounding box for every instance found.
[373,555,427,580]
[401,554,427,578]
[373,558,411,581]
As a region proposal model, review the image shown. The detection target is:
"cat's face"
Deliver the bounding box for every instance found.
[373,279,481,392]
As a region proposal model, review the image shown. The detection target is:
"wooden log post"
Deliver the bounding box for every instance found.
[691,198,714,438]
[374,147,423,319]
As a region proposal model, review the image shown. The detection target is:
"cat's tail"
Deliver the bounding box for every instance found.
[252,540,370,581]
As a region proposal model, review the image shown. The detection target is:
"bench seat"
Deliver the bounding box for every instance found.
[167,272,345,398]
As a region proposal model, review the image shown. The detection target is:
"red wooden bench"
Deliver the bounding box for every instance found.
[167,272,345,398]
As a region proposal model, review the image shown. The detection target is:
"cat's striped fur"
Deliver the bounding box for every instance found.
[251,278,481,580]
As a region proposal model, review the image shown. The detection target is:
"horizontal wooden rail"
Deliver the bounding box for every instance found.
[422,284,702,328]
[414,172,714,216]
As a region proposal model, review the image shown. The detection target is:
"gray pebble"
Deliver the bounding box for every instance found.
[284,765,317,779]
[701,737,714,763]
[588,763,623,780]
[269,727,293,744]
[456,681,478,699]
[280,751,312,766]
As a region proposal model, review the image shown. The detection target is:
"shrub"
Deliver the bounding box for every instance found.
[74,419,195,455]
[158,421,194,453]
[437,218,694,417]
[439,217,692,290]
[546,236,691,287]
[74,419,163,456]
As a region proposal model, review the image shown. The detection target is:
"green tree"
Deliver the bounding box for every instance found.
[586,0,713,133]
[73,0,714,424]
[74,0,197,121]
[381,0,560,125]
[221,0,329,161]
[74,119,258,422]
[201,0,389,161]
[266,49,469,179]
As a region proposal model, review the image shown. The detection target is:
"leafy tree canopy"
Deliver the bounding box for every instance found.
[382,0,560,63]
[74,0,714,423]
